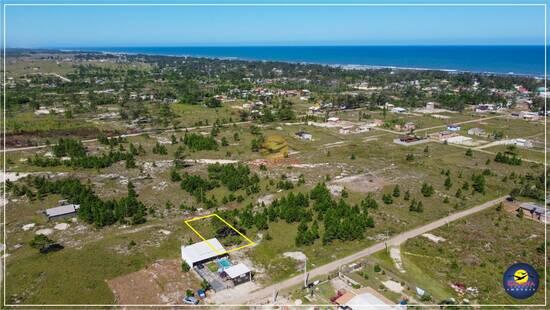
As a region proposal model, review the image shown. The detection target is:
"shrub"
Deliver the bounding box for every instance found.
[182,261,191,272]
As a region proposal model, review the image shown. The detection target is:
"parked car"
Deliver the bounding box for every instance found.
[197,289,206,299]
[183,296,199,305]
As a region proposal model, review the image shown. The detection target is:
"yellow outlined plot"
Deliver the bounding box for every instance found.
[184,213,256,255]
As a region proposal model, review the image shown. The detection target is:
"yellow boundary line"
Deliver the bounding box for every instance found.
[184,213,256,255]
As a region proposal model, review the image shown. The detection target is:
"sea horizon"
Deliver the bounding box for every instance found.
[30,45,547,77]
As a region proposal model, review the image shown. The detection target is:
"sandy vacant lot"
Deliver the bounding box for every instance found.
[107,259,202,305]
[330,173,386,193]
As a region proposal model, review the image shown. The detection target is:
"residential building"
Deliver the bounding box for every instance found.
[518,202,549,223]
[391,107,406,113]
[447,124,461,132]
[181,238,227,268]
[296,131,313,140]
[221,263,252,285]
[44,204,80,220]
[467,128,486,136]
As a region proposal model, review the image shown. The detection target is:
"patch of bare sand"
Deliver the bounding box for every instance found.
[329,173,386,193]
[107,259,202,305]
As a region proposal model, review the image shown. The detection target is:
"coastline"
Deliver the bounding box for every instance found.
[56,46,546,78]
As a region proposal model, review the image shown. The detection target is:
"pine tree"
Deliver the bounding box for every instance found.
[392,185,401,198]
[444,176,452,190]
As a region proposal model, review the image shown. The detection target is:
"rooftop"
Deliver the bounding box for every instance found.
[181,238,226,266]
[224,263,251,279]
[44,204,80,218]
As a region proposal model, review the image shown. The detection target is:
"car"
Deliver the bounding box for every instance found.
[197,289,206,298]
[183,296,199,305]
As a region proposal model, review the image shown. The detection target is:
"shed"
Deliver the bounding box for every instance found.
[223,263,252,285]
[296,131,313,140]
[44,204,80,220]
[447,124,461,132]
[181,238,227,267]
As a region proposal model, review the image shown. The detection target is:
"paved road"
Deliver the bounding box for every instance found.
[3,121,252,153]
[227,195,508,305]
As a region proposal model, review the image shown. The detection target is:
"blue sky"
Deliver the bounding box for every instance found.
[4,0,547,47]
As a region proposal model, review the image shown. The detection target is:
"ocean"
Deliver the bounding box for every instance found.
[74,45,546,77]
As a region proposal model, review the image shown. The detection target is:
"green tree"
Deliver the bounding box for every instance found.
[392,185,400,198]
[444,176,453,190]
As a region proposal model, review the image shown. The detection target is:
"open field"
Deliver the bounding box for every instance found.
[372,206,546,304]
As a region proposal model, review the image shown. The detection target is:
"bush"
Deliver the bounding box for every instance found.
[182,261,191,272]
[421,183,434,197]
[30,234,54,249]
[374,264,381,272]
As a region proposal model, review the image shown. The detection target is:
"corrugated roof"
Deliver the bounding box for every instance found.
[45,204,80,217]
[347,292,395,309]
[224,263,251,279]
[181,238,226,266]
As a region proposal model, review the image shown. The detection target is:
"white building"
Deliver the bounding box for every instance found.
[223,263,252,285]
[446,136,473,145]
[513,138,533,148]
[447,124,461,132]
[339,125,354,134]
[181,238,227,267]
[467,128,486,136]
[44,204,80,220]
[296,131,313,141]
[391,107,407,113]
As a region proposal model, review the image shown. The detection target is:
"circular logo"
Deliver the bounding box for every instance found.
[503,263,539,299]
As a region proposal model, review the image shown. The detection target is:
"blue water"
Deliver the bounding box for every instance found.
[74,46,546,77]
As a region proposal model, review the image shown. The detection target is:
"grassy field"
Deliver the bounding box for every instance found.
[485,144,545,163]
[370,206,546,305]
[3,107,545,304]
[5,220,195,304]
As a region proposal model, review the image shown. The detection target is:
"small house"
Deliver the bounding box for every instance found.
[391,107,406,113]
[513,138,533,148]
[403,122,416,131]
[429,131,457,141]
[519,111,540,121]
[181,238,227,268]
[518,202,549,223]
[467,128,486,136]
[447,124,461,132]
[296,131,312,141]
[44,204,80,220]
[339,126,354,134]
[475,104,496,113]
[221,263,252,285]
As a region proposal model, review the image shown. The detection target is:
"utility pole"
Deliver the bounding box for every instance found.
[385,229,389,253]
[304,256,309,288]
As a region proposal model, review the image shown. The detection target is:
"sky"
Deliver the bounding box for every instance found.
[3,0,548,47]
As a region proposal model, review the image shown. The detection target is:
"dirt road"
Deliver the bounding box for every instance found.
[414,114,505,133]
[3,121,252,153]
[225,195,508,305]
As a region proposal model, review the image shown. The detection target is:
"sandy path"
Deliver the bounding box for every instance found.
[4,121,252,153]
